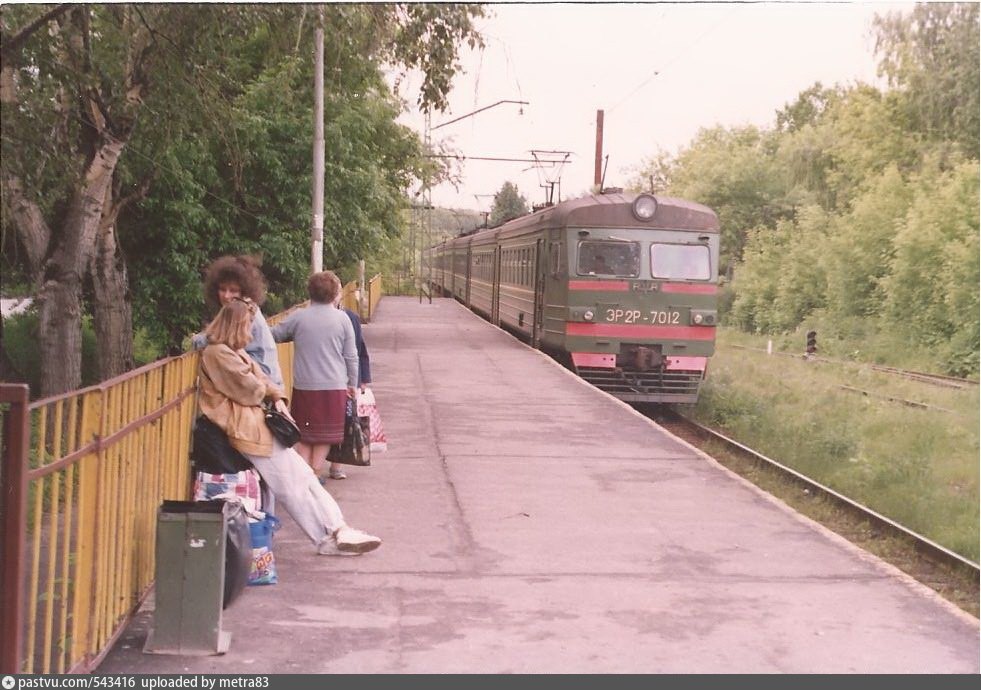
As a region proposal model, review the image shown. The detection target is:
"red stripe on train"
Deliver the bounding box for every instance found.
[568,280,629,291]
[660,283,717,294]
[566,323,716,340]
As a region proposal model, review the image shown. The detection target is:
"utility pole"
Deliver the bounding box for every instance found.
[310,7,325,274]
[594,109,604,188]
[423,110,433,304]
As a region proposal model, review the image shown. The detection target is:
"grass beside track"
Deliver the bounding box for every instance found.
[690,329,979,564]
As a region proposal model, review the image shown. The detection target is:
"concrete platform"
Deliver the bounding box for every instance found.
[100,296,979,673]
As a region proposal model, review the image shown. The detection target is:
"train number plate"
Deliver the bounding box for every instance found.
[604,308,681,325]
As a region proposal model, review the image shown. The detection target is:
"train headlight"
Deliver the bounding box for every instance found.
[584,310,594,321]
[690,309,716,326]
[632,194,658,221]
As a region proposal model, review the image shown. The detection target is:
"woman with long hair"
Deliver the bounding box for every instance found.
[198,297,380,555]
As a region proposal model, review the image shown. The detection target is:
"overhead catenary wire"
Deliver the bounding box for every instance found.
[603,5,741,118]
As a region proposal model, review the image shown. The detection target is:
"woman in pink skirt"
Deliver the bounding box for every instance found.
[270,271,357,479]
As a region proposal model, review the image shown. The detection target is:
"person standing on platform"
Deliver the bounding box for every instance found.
[198,297,380,555]
[192,255,283,389]
[270,271,357,482]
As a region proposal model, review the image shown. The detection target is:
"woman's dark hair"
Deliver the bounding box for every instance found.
[308,271,341,304]
[203,255,267,314]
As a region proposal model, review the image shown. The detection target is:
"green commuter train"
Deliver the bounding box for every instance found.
[423,191,720,403]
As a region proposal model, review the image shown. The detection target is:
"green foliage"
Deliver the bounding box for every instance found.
[822,166,913,319]
[880,160,979,374]
[489,181,529,227]
[874,2,980,155]
[1,310,100,390]
[2,3,485,363]
[385,4,486,112]
[632,4,979,375]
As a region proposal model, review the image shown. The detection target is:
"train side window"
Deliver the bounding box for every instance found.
[577,240,640,277]
[651,243,711,281]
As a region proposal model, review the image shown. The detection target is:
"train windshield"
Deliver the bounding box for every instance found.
[650,243,711,280]
[577,240,640,277]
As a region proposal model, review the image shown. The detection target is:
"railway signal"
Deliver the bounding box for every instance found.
[806,330,817,358]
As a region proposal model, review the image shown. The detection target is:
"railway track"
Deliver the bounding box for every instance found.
[727,344,979,389]
[866,363,979,389]
[645,406,980,613]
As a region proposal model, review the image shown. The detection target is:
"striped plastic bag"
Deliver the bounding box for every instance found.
[357,387,387,452]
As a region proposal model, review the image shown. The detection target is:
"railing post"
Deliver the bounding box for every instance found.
[366,280,373,323]
[1,384,31,673]
[71,390,103,668]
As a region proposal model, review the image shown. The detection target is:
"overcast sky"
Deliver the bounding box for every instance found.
[395,1,914,212]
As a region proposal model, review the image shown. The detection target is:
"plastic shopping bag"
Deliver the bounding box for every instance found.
[327,398,370,466]
[357,387,387,453]
[248,514,280,586]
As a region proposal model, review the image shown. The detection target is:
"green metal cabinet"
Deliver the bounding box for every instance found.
[144,501,232,655]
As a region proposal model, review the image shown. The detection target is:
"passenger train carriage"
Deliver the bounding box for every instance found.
[423,191,720,403]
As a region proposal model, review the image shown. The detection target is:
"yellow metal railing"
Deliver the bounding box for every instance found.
[1,277,385,674]
[338,276,382,322]
[2,354,199,673]
[367,274,383,321]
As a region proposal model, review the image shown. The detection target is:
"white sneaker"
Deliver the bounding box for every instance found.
[334,525,381,554]
[317,535,359,557]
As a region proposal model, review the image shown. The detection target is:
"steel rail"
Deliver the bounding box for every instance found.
[867,363,978,388]
[657,409,981,579]
[726,344,979,388]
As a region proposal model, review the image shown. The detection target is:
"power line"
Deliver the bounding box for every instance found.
[607,6,741,115]
[426,153,568,165]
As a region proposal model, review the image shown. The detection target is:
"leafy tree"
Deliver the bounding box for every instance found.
[1,3,484,394]
[628,3,979,375]
[775,82,842,133]
[489,181,528,227]
[880,160,979,372]
[874,2,980,155]
[822,165,914,319]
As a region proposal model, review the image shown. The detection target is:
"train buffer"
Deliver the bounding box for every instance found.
[100,296,979,673]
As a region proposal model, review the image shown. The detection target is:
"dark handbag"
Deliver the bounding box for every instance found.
[263,402,301,448]
[327,398,371,466]
[191,415,253,474]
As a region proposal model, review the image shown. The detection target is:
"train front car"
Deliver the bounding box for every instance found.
[551,193,720,404]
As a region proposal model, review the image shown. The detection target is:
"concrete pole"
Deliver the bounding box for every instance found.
[311,8,325,275]
[425,111,433,304]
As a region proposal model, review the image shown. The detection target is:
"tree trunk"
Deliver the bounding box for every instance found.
[37,134,126,397]
[91,185,135,380]
[37,274,85,396]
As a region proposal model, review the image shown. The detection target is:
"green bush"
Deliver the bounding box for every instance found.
[2,310,104,395]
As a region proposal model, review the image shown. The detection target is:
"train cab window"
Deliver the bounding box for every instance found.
[651,243,711,281]
[577,241,640,277]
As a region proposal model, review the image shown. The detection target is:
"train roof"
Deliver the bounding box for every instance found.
[438,192,719,249]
